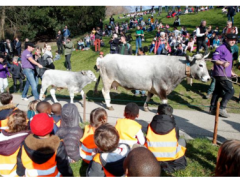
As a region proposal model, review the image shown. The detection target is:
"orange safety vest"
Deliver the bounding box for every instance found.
[146,125,186,161]
[80,125,97,163]
[0,148,20,177]
[93,153,115,177]
[115,118,142,147]
[0,107,18,132]
[21,145,61,177]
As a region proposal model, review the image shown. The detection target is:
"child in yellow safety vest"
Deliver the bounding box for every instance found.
[16,113,73,177]
[0,93,18,132]
[0,110,31,177]
[86,123,130,177]
[145,104,187,173]
[115,102,145,148]
[80,108,108,163]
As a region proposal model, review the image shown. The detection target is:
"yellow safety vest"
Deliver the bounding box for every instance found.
[0,148,20,177]
[93,153,115,177]
[80,125,97,163]
[0,107,18,132]
[146,125,186,161]
[115,118,142,147]
[21,146,61,177]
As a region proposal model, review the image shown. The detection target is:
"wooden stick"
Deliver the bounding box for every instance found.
[213,101,220,144]
[83,94,86,122]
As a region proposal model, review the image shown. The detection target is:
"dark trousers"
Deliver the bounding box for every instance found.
[13,77,23,92]
[210,76,235,109]
[196,39,208,55]
[57,43,63,54]
[65,54,72,70]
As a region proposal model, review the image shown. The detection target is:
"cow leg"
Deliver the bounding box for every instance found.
[70,91,74,103]
[144,92,154,112]
[50,88,58,103]
[159,90,168,104]
[40,86,48,100]
[80,90,84,98]
[102,88,114,110]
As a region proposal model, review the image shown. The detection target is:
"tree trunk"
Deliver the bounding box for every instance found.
[140,6,142,12]
[0,6,6,40]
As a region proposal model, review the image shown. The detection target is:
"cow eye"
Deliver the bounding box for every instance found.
[199,64,203,67]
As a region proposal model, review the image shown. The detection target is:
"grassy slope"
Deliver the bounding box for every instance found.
[8,7,240,114]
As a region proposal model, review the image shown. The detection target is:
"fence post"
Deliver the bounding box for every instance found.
[83,94,86,122]
[213,101,220,144]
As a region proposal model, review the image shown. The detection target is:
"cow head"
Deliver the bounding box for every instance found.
[186,53,210,82]
[81,70,97,81]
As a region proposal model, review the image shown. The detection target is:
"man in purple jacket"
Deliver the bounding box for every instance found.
[210,33,238,118]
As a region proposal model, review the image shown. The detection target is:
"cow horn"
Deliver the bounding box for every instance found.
[186,55,194,62]
[203,53,210,59]
[81,71,86,75]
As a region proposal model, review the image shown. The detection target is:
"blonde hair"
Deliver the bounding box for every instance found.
[28,100,40,112]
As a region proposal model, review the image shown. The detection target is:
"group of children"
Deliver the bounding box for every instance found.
[1,92,240,176]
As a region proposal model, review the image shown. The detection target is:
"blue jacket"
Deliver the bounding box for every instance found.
[63,28,70,37]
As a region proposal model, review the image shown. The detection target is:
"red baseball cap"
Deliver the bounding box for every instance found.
[30,113,54,136]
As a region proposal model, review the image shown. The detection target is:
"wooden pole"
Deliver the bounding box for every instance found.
[83,94,86,122]
[213,101,220,144]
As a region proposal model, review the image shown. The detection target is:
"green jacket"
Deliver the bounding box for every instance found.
[64,41,73,55]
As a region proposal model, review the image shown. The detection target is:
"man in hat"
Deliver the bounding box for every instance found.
[21,43,43,101]
[210,33,238,118]
[16,113,73,177]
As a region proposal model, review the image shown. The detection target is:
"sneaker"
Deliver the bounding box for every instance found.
[219,109,230,118]
[21,97,29,101]
[205,94,212,99]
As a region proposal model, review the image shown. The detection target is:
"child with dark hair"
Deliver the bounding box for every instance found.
[80,108,108,163]
[215,139,240,176]
[87,123,130,177]
[115,103,145,148]
[51,103,62,128]
[123,146,161,177]
[146,104,187,173]
[36,101,52,114]
[0,93,18,131]
[0,110,31,177]
[16,113,73,177]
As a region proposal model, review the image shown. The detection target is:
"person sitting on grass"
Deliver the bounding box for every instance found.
[123,146,161,177]
[115,103,145,148]
[80,108,108,163]
[77,39,85,50]
[0,93,17,132]
[145,104,187,173]
[53,51,60,61]
[87,123,130,177]
[215,139,240,176]
[16,113,73,177]
[149,40,156,53]
[184,37,195,53]
[0,110,31,177]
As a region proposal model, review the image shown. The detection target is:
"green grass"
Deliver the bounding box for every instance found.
[8,7,240,113]
[69,138,219,177]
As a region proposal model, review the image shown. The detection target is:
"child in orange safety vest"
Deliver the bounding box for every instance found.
[115,103,145,148]
[145,104,187,173]
[80,108,108,163]
[86,123,130,177]
[16,113,73,177]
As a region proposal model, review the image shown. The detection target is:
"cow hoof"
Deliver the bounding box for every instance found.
[144,107,149,112]
[107,106,114,111]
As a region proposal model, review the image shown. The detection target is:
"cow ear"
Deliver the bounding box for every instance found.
[186,55,194,62]
[81,71,86,75]
[203,53,210,59]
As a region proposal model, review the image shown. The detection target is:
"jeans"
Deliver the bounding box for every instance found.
[210,77,235,110]
[228,15,234,26]
[135,37,142,55]
[86,42,90,47]
[0,78,8,93]
[65,54,72,70]
[150,46,155,53]
[196,39,208,55]
[22,68,39,100]
[135,90,146,95]
[157,44,165,55]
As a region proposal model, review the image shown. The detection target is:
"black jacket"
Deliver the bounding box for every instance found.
[16,134,73,177]
[95,30,103,40]
[56,104,83,162]
[227,6,236,16]
[109,38,120,53]
[10,63,22,78]
[56,34,63,44]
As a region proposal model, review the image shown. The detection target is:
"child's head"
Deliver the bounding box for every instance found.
[51,103,62,116]
[124,103,139,120]
[157,104,173,116]
[94,123,119,152]
[7,110,28,133]
[28,100,41,111]
[36,101,52,114]
[55,51,58,54]
[30,113,54,137]
[123,147,161,177]
[215,140,240,176]
[90,108,108,129]
[215,36,219,40]
[12,56,18,63]
[152,40,155,44]
[0,93,13,105]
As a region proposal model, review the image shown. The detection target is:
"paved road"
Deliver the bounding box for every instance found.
[6,94,240,143]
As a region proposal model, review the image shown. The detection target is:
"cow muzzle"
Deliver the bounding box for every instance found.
[201,75,211,82]
[94,78,97,82]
